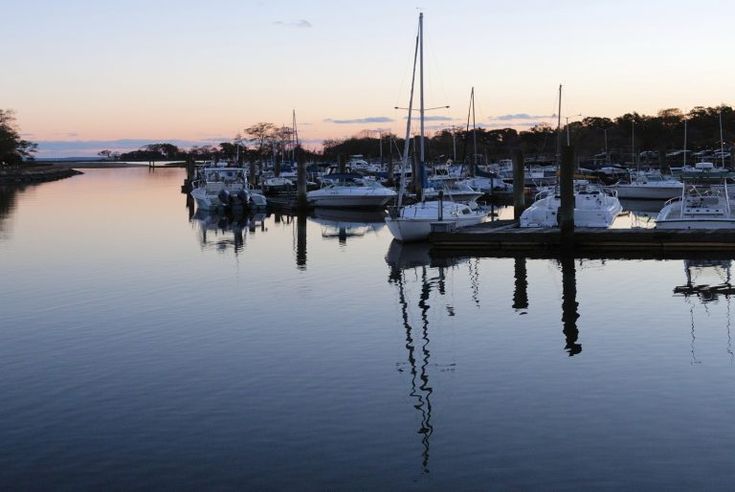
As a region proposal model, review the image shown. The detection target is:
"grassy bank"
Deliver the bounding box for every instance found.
[0,164,83,184]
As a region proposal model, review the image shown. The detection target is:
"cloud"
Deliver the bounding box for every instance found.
[402,115,453,121]
[324,116,394,124]
[485,121,544,129]
[490,113,556,121]
[273,19,312,28]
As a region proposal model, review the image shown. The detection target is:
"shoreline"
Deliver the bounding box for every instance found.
[0,165,83,184]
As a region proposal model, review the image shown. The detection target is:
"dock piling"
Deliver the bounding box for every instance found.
[296,146,308,209]
[559,146,575,239]
[512,149,525,220]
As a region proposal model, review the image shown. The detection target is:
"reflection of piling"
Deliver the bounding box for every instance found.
[561,255,581,356]
[512,149,525,220]
[559,146,575,241]
[296,212,307,270]
[512,256,529,310]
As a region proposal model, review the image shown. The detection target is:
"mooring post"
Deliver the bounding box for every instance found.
[512,149,525,221]
[296,146,308,209]
[186,157,194,181]
[338,154,346,174]
[559,145,575,239]
[249,160,257,187]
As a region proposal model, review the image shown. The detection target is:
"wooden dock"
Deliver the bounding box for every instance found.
[430,221,735,259]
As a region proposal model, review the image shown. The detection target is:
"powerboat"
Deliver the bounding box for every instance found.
[423,177,483,203]
[306,176,396,208]
[656,180,735,229]
[612,170,683,200]
[190,167,251,210]
[520,181,622,228]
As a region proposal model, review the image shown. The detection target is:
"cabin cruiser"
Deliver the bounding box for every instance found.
[385,200,487,242]
[306,176,396,208]
[656,180,735,229]
[422,177,483,203]
[611,170,683,200]
[520,181,622,228]
[191,167,251,210]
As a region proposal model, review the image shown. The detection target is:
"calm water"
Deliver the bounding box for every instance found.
[2,168,735,489]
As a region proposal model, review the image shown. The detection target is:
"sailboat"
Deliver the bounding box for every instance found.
[385,14,487,242]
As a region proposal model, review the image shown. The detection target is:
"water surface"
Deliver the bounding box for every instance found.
[1,168,735,489]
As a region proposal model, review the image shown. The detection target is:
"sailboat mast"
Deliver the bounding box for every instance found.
[419,12,425,199]
[683,118,687,167]
[556,84,562,167]
[471,86,477,176]
[719,109,725,168]
[397,22,421,209]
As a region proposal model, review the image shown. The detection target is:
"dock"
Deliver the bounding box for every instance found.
[430,221,735,259]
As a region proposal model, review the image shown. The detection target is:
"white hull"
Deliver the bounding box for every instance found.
[521,192,622,228]
[656,219,735,229]
[307,193,395,208]
[614,184,683,200]
[385,201,487,242]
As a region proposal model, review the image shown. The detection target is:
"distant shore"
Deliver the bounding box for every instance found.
[0,164,83,184]
[34,160,186,169]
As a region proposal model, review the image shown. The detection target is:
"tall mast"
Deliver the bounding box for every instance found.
[719,109,725,168]
[471,86,477,176]
[555,84,562,168]
[683,118,687,167]
[397,20,420,209]
[419,12,425,199]
[632,120,637,171]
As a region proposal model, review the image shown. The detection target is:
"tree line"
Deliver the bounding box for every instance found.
[0,110,37,166]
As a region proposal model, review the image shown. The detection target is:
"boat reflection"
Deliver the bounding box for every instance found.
[310,208,386,245]
[673,259,735,365]
[191,209,267,254]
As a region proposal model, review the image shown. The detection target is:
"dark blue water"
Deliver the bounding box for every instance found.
[2,168,735,489]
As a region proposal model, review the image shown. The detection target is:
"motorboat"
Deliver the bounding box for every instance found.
[655,180,735,229]
[520,181,622,228]
[612,170,683,200]
[423,177,483,203]
[306,176,396,208]
[385,200,487,242]
[190,166,251,210]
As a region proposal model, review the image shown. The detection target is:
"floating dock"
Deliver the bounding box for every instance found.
[430,221,735,259]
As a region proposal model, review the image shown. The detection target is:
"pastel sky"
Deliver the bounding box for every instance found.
[3,0,734,157]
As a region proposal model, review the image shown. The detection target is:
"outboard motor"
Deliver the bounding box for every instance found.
[236,189,249,205]
[218,189,231,205]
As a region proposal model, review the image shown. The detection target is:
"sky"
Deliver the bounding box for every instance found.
[3,0,735,157]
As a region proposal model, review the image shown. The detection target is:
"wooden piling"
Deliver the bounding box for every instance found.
[296,146,308,209]
[338,154,346,174]
[559,146,575,239]
[512,149,525,220]
[249,160,257,187]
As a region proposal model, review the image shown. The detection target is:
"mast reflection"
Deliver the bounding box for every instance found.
[385,241,466,473]
[387,243,435,474]
[674,259,735,364]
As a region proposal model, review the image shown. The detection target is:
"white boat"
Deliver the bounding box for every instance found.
[190,167,251,210]
[385,14,487,242]
[612,170,683,200]
[423,177,483,203]
[385,200,487,242]
[520,182,623,228]
[306,177,396,208]
[656,181,735,229]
